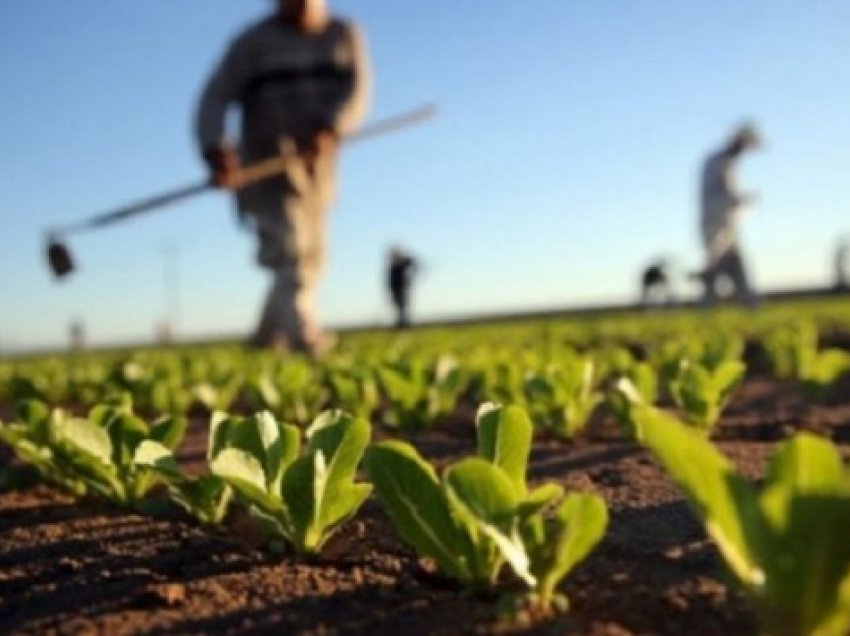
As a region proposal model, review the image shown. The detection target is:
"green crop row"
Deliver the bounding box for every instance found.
[3,392,850,633]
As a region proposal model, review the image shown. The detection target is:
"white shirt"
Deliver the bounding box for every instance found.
[700,150,751,264]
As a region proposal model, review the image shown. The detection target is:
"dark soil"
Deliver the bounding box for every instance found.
[2,377,850,635]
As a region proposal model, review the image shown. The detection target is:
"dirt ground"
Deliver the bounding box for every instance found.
[2,375,849,635]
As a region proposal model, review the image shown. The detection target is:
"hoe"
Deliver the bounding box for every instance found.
[46,104,437,279]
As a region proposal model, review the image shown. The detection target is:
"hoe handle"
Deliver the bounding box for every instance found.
[238,104,439,186]
[54,104,437,236]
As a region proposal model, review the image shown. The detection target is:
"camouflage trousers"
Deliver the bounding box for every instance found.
[243,153,337,350]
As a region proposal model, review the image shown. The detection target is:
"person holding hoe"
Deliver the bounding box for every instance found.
[697,124,761,308]
[196,0,371,355]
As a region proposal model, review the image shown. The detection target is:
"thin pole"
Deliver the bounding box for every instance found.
[161,243,180,340]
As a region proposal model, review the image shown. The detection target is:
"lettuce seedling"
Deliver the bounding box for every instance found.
[799,349,850,402]
[52,401,186,505]
[376,356,466,433]
[641,409,850,636]
[763,322,850,400]
[523,358,602,438]
[365,404,607,610]
[210,410,372,555]
[326,365,380,421]
[700,332,745,372]
[1,398,186,505]
[763,322,818,380]
[0,401,87,495]
[133,435,233,526]
[668,359,745,432]
[609,363,658,440]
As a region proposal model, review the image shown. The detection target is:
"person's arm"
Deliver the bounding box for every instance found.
[330,23,372,138]
[721,157,756,210]
[195,38,249,186]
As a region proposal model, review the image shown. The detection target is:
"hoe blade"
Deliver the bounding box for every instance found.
[47,238,75,279]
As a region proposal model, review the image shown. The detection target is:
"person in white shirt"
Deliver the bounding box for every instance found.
[698,124,761,307]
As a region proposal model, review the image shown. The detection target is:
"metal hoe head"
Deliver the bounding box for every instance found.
[46,234,75,279]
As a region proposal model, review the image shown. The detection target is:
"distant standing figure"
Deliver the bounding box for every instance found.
[640,259,673,306]
[195,0,371,355]
[69,320,86,352]
[698,124,761,307]
[388,247,418,328]
[835,236,850,291]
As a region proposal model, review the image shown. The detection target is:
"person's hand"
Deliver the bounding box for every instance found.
[203,145,242,189]
[741,193,759,208]
[306,129,340,159]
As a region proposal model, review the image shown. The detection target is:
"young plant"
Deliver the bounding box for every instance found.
[799,349,850,402]
[700,332,745,372]
[364,404,607,611]
[640,408,850,636]
[524,358,602,438]
[56,400,187,506]
[326,365,380,421]
[762,322,817,380]
[0,401,87,495]
[609,363,658,440]
[210,410,372,555]
[376,356,465,433]
[667,359,745,432]
[133,433,233,526]
[1,397,186,506]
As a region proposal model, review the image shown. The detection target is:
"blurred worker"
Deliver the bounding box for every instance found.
[69,320,86,352]
[387,246,418,329]
[697,124,761,307]
[835,236,850,291]
[640,258,675,307]
[196,0,371,355]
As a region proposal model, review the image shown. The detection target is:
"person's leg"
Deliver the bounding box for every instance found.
[248,207,292,348]
[281,153,337,354]
[726,246,757,308]
[392,287,409,328]
[701,266,719,307]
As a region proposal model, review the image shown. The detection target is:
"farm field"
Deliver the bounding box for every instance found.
[2,298,850,635]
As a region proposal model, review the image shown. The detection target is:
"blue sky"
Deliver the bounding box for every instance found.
[1,1,848,351]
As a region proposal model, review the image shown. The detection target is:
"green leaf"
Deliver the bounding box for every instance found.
[134,440,232,525]
[133,439,181,479]
[150,415,187,451]
[516,483,565,519]
[640,408,764,587]
[282,412,371,553]
[764,433,845,494]
[476,404,533,496]
[364,441,469,581]
[211,447,280,513]
[54,415,114,467]
[531,493,609,603]
[444,458,533,586]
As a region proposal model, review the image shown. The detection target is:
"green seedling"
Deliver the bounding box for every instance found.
[365,404,607,611]
[799,349,850,402]
[376,356,466,433]
[641,408,850,636]
[763,322,818,380]
[0,401,87,495]
[1,398,186,506]
[668,359,745,432]
[609,363,658,440]
[210,410,371,555]
[133,427,233,526]
[326,365,380,421]
[524,358,602,438]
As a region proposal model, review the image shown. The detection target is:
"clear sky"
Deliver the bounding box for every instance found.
[1,1,848,351]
